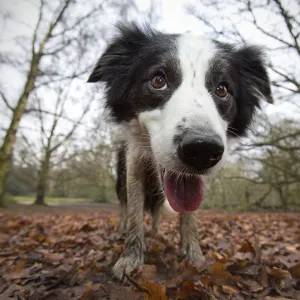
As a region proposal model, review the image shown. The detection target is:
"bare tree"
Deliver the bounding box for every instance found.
[237,119,300,208]
[10,118,118,202]
[0,0,101,205]
[30,83,93,204]
[0,0,151,205]
[64,125,118,202]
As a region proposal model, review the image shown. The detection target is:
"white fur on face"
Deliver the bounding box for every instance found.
[138,35,229,173]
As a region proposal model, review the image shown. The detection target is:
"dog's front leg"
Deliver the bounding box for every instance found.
[117,201,127,235]
[151,197,164,234]
[180,212,204,262]
[112,150,145,279]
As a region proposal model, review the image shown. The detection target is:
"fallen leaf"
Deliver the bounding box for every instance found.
[79,289,95,300]
[289,262,300,279]
[267,267,291,278]
[238,240,255,254]
[238,279,264,293]
[140,282,167,300]
[221,285,239,294]
[135,264,158,282]
[104,282,142,300]
[176,280,206,299]
[264,297,293,300]
[0,233,10,248]
[207,261,227,276]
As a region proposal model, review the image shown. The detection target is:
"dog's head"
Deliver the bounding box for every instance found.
[88,24,272,212]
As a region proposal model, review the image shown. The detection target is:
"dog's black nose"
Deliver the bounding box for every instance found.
[178,134,224,170]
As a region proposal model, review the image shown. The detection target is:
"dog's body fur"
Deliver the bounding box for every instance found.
[88,24,272,279]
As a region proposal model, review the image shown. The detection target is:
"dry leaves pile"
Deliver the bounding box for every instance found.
[0,208,299,300]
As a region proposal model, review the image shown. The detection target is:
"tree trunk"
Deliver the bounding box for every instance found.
[0,55,40,206]
[35,150,51,205]
[0,157,11,206]
[278,187,288,211]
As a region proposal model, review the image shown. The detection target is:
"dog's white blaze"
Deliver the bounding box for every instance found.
[138,35,229,172]
[174,35,227,141]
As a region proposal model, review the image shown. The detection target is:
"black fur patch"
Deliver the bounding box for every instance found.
[88,24,182,122]
[207,42,272,137]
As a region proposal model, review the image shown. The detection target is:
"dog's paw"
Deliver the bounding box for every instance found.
[112,253,144,280]
[181,242,204,262]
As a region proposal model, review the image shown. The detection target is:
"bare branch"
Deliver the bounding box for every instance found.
[0,90,14,112]
[247,0,295,49]
[36,93,46,148]
[35,65,93,88]
[272,0,300,56]
[228,21,247,44]
[225,176,298,186]
[50,100,92,153]
[18,132,40,164]
[37,0,72,56]
[31,0,44,55]
[50,0,108,38]
[186,6,224,36]
[42,39,73,56]
[269,65,300,91]
[252,186,272,207]
[24,108,95,130]
[245,130,300,146]
[271,81,299,94]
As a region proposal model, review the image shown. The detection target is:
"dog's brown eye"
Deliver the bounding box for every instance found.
[151,73,167,90]
[215,83,228,98]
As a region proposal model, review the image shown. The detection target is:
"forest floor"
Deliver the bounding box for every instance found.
[0,204,299,300]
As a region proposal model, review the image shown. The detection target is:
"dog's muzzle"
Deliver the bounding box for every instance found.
[160,132,224,213]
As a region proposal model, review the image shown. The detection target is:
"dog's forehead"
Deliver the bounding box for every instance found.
[136,33,218,82]
[175,35,217,80]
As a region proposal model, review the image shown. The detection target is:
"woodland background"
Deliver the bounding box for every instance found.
[0,0,299,211]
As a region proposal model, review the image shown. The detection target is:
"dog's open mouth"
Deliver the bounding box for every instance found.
[161,169,205,213]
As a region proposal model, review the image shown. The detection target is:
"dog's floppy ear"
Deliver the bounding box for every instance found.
[87,23,156,122]
[228,45,273,136]
[87,23,153,83]
[234,45,273,104]
[87,26,130,83]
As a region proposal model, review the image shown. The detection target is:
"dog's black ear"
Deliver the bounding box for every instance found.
[87,23,154,83]
[234,45,273,104]
[228,45,273,137]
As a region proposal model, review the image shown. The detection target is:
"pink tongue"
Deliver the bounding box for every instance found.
[164,172,205,212]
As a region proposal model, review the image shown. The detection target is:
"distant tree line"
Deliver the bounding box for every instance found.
[6,136,118,203]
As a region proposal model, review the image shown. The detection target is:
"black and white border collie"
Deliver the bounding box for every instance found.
[88,23,272,279]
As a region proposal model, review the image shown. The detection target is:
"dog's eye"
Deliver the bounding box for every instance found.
[150,73,167,90]
[215,83,229,98]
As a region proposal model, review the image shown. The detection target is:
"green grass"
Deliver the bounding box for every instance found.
[6,196,88,205]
